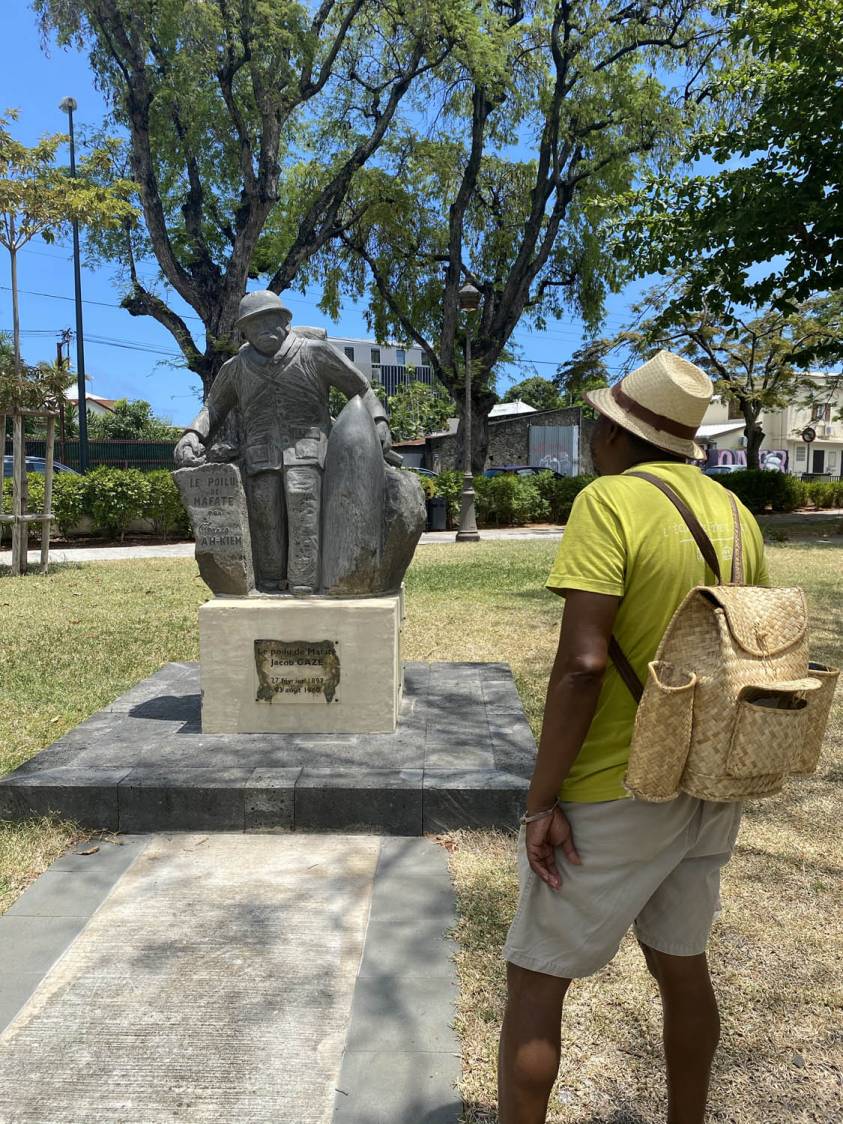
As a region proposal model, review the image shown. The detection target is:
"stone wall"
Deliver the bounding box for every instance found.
[426,407,594,475]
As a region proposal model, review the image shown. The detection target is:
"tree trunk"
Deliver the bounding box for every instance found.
[9,242,21,379]
[742,406,764,470]
[454,390,495,475]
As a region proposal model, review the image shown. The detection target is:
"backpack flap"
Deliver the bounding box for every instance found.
[699,585,807,656]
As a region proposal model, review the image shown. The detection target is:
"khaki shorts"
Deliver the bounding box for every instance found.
[503,793,742,979]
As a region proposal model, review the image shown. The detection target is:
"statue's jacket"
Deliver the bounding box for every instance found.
[195,332,387,475]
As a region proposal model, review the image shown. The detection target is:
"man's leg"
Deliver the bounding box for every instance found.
[639,943,720,1124]
[498,962,571,1124]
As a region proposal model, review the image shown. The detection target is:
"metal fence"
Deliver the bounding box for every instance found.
[800,472,843,483]
[5,438,178,472]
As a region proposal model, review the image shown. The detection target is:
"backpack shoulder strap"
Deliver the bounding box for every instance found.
[627,470,722,584]
[609,470,738,704]
[725,490,744,584]
[608,636,644,703]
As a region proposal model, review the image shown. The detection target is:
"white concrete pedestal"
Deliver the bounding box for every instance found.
[199,593,403,734]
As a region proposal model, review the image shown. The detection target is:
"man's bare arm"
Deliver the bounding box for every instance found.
[527,590,621,812]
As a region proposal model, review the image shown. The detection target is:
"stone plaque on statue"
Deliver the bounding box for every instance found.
[174,463,254,595]
[254,639,340,704]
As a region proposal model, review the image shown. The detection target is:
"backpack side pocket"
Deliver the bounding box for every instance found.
[726,678,825,779]
[789,663,839,775]
[624,661,696,802]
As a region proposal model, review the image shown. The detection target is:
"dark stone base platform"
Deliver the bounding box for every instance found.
[0,662,535,834]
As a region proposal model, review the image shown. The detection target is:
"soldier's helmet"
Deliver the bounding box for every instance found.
[236,290,293,327]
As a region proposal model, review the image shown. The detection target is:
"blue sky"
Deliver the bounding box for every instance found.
[2,4,643,426]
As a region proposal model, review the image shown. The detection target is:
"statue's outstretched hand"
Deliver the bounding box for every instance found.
[376,419,393,459]
[175,431,206,468]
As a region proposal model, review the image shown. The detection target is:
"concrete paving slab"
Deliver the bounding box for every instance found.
[295,768,424,835]
[0,834,382,1124]
[345,974,459,1052]
[333,1050,462,1124]
[49,836,147,874]
[358,916,457,978]
[423,768,528,831]
[245,767,301,832]
[0,768,128,829]
[1,661,536,832]
[0,838,146,1033]
[0,973,47,1036]
[0,914,91,976]
[118,766,252,832]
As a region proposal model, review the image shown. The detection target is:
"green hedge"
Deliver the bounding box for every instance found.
[422,468,594,528]
[2,468,190,541]
[712,470,843,513]
[475,474,550,526]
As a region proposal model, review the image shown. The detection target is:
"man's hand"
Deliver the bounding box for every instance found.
[525,806,581,892]
[174,431,206,468]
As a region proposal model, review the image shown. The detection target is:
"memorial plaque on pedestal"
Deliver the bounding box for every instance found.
[254,639,341,704]
[174,464,254,595]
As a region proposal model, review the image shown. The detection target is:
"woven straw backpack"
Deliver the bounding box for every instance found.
[611,472,839,803]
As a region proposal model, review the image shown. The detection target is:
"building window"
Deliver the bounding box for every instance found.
[370,348,381,366]
[812,402,831,422]
[343,346,355,362]
[796,445,807,463]
[828,450,838,470]
[395,348,406,366]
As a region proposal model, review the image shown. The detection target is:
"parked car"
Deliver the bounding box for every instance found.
[484,464,567,479]
[2,455,80,476]
[703,464,743,476]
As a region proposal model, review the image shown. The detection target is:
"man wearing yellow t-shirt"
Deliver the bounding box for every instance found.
[498,351,768,1124]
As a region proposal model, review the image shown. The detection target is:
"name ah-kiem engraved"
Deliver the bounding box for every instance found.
[254,640,340,704]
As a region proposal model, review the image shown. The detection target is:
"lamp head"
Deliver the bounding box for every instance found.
[458,282,481,313]
[59,97,78,114]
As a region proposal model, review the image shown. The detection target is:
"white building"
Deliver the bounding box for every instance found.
[329,337,433,397]
[64,391,117,417]
[699,372,842,477]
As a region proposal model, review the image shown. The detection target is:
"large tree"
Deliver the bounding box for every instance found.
[501,375,562,412]
[36,0,471,393]
[617,280,843,468]
[284,0,727,471]
[624,0,843,331]
[555,340,610,411]
[385,379,453,440]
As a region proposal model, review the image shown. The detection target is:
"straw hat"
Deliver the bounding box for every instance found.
[586,350,712,461]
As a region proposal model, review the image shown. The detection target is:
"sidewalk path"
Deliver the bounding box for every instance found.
[0,525,565,567]
[0,834,460,1123]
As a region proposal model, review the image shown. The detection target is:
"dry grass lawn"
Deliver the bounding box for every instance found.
[0,541,840,1123]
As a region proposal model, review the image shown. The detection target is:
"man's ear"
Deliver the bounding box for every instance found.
[606,421,624,445]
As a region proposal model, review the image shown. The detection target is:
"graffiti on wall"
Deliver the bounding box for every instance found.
[706,448,789,471]
[528,425,580,476]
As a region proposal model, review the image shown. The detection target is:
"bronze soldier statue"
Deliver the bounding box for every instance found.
[174,291,393,595]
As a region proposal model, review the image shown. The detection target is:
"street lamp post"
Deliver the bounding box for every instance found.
[455,281,481,543]
[59,96,89,474]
